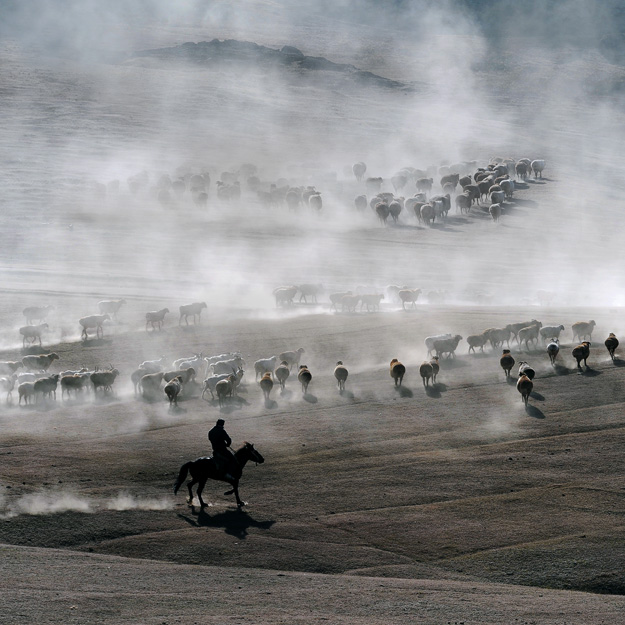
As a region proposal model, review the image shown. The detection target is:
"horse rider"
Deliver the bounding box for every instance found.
[208,418,235,481]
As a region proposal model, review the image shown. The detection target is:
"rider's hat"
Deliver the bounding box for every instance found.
[216,418,225,426]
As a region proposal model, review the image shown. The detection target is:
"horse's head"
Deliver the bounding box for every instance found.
[243,442,265,465]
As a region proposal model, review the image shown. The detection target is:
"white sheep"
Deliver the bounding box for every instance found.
[179,302,207,326]
[432,335,463,359]
[145,308,169,331]
[211,356,246,375]
[139,356,168,374]
[539,325,565,343]
[518,323,542,351]
[425,334,452,358]
[547,339,559,365]
[278,348,305,371]
[18,381,36,405]
[79,314,111,340]
[0,361,23,376]
[0,375,16,403]
[22,353,59,372]
[19,323,48,347]
[98,299,126,318]
[255,356,278,381]
[531,159,545,178]
[202,368,244,400]
[398,289,421,310]
[23,305,53,325]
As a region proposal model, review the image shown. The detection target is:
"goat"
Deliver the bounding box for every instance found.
[255,356,277,381]
[179,302,207,326]
[202,368,244,400]
[34,374,59,402]
[98,299,126,318]
[90,368,120,394]
[215,376,235,407]
[19,323,48,347]
[518,361,536,380]
[23,305,54,325]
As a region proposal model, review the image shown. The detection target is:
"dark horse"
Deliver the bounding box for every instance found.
[173,442,264,508]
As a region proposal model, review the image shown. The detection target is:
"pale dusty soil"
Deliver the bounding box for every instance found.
[1,22,625,623]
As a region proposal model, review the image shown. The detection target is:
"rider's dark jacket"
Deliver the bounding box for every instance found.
[208,424,232,455]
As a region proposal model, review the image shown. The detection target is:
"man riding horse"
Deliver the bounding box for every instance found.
[208,418,236,481]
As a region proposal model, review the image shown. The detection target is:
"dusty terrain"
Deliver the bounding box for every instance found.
[2,2,625,622]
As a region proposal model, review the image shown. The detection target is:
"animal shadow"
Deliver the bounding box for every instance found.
[425,385,441,398]
[168,404,187,415]
[280,388,293,399]
[553,364,571,375]
[395,385,413,398]
[526,404,545,419]
[612,358,625,367]
[82,338,111,348]
[530,391,545,401]
[580,367,601,377]
[303,393,318,404]
[180,508,275,539]
[339,389,355,399]
[433,382,447,393]
[506,376,517,385]
[21,345,48,355]
[264,398,278,409]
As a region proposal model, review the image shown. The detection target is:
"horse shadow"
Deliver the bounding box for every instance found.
[526,404,546,419]
[395,385,413,398]
[180,508,275,539]
[303,393,318,404]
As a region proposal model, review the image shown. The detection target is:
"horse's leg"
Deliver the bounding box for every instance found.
[197,478,208,508]
[187,478,197,505]
[233,483,244,507]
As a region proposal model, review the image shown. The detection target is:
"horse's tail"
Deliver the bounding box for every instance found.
[173,462,191,494]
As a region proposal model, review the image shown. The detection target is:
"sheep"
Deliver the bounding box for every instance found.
[572,342,591,370]
[255,356,278,380]
[145,308,169,331]
[354,195,367,212]
[18,382,35,405]
[398,289,421,310]
[440,173,460,189]
[178,302,207,326]
[334,361,348,391]
[61,373,91,399]
[419,361,433,387]
[340,294,361,313]
[90,368,120,394]
[164,367,195,385]
[174,352,204,373]
[273,286,298,308]
[278,348,305,371]
[391,173,408,192]
[215,375,236,407]
[274,361,290,391]
[297,365,312,393]
[139,356,168,374]
[389,201,402,223]
[16,372,48,384]
[605,333,619,361]
[390,359,406,386]
[515,161,529,180]
[352,162,367,181]
[539,325,565,342]
[416,177,433,196]
[425,334,452,358]
[489,190,505,207]
[365,177,383,194]
[432,335,463,359]
[22,353,59,372]
[517,374,533,406]
[79,313,111,340]
[0,375,16,403]
[0,361,23,376]
[164,376,184,405]
[546,339,560,366]
[98,299,126,318]
[572,320,596,342]
[204,352,243,367]
[212,356,246,375]
[259,372,274,400]
[23,305,53,325]
[430,357,440,383]
[531,159,545,178]
[500,179,515,199]
[420,203,435,225]
[34,374,60,402]
[375,202,390,226]
[518,361,536,380]
[298,284,323,303]
[489,203,502,222]
[467,332,489,353]
[509,320,541,344]
[518,323,543,351]
[500,350,515,378]
[329,291,352,311]
[455,192,472,214]
[360,294,384,312]
[19,323,48,347]
[202,368,244,400]
[308,193,323,212]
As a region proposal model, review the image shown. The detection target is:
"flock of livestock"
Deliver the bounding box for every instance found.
[95,155,545,230]
[3,291,619,413]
